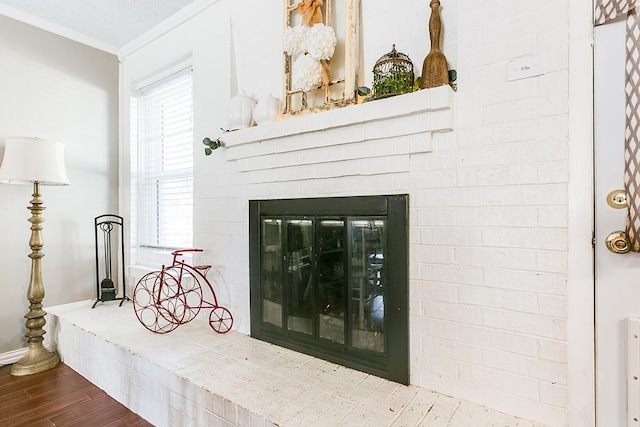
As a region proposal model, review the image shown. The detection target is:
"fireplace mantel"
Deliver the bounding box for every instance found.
[224,86,455,170]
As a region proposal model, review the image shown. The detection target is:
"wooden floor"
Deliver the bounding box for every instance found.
[0,362,152,427]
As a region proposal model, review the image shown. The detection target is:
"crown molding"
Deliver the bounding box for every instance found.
[0,3,118,55]
[119,0,221,62]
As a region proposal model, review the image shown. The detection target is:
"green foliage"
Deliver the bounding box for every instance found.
[357,86,373,102]
[413,76,422,91]
[357,86,371,97]
[359,68,458,104]
[373,62,414,99]
[448,69,457,91]
[202,128,229,156]
[203,136,223,156]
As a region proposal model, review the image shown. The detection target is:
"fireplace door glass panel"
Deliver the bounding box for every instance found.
[318,220,346,344]
[286,220,314,335]
[261,219,282,327]
[349,219,385,353]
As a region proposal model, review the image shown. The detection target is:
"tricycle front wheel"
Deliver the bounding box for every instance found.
[209,307,233,333]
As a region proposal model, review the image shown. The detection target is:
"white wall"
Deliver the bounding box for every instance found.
[0,16,119,354]
[120,1,593,425]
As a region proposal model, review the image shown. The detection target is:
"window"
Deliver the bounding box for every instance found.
[249,195,409,384]
[135,68,193,249]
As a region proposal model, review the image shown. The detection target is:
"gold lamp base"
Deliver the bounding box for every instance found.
[11,344,60,376]
[10,182,61,376]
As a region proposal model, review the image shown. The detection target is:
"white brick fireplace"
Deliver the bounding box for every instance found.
[116,3,580,424]
[77,82,559,426]
[221,85,454,384]
[192,80,567,426]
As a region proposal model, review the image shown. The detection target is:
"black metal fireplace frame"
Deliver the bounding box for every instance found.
[249,194,409,384]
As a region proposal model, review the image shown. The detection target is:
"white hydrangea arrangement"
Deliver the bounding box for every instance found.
[283,23,337,92]
[306,24,337,60]
[291,54,324,92]
[283,25,309,57]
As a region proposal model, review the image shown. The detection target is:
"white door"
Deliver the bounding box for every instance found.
[595,18,640,426]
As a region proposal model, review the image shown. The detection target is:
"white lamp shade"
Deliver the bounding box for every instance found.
[0,137,70,186]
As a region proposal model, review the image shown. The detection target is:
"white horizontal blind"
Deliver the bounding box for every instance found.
[137,68,193,249]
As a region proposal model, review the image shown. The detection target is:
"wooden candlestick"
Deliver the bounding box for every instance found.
[421,0,449,89]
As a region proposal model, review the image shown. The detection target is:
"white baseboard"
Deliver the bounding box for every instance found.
[1,318,60,366]
[0,347,27,366]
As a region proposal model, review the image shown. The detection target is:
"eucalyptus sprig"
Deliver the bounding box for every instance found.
[357,86,373,103]
[203,137,222,155]
[202,128,229,155]
[448,69,457,91]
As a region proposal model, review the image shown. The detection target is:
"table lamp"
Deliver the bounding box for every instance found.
[0,137,70,376]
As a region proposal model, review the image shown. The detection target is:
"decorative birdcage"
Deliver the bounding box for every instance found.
[372,45,415,99]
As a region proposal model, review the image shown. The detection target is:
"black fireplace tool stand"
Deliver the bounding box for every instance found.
[93,214,129,308]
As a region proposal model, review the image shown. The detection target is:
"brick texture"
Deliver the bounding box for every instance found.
[124,1,572,425]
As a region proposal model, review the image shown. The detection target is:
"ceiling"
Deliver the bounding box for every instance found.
[0,0,196,54]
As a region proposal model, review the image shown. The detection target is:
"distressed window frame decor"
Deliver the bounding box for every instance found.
[283,0,360,116]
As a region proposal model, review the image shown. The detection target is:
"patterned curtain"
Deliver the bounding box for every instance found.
[595,0,640,252]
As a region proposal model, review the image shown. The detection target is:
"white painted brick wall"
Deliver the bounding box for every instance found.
[414,1,567,423]
[119,0,574,425]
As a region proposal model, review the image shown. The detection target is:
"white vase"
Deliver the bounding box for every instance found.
[253,94,283,125]
[228,92,255,130]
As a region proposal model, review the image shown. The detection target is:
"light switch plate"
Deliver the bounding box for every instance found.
[507,55,544,81]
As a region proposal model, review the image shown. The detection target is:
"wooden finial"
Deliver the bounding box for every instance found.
[421,0,449,89]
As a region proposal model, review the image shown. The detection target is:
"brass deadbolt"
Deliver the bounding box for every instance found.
[607,189,628,209]
[605,231,631,254]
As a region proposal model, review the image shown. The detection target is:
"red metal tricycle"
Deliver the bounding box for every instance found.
[132,249,233,334]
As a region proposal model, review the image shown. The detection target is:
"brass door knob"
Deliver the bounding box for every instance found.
[605,231,631,254]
